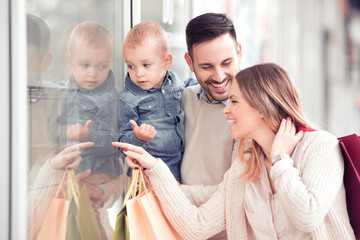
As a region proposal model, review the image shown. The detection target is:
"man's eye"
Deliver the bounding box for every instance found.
[201,66,211,70]
[223,60,232,66]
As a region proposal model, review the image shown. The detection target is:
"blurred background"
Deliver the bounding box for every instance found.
[1,0,359,239]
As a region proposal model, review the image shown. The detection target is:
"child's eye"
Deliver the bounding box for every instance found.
[80,63,89,68]
[99,64,108,70]
[143,64,151,68]
[127,65,134,70]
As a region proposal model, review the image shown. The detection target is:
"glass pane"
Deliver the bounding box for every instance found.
[26,1,127,239]
[140,0,193,79]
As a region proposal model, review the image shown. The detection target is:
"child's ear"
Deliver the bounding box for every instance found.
[65,53,72,68]
[164,53,172,69]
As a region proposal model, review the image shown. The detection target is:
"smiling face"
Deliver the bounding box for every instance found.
[123,39,172,90]
[223,80,266,140]
[185,33,241,102]
[66,40,113,90]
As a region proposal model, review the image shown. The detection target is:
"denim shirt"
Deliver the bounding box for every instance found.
[118,70,186,181]
[58,70,123,177]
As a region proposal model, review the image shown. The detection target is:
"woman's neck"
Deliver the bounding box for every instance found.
[252,127,275,160]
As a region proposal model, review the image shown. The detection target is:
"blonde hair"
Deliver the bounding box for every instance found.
[68,21,114,54]
[123,21,169,54]
[236,63,313,182]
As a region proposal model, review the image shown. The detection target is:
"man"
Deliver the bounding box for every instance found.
[180,13,242,240]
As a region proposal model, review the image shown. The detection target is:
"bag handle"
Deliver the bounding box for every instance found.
[68,169,80,206]
[55,169,69,199]
[122,169,140,207]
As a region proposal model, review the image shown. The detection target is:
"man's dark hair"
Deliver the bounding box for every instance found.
[27,14,50,55]
[185,13,237,58]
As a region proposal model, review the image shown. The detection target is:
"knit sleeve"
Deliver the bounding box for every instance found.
[271,131,344,232]
[145,160,226,240]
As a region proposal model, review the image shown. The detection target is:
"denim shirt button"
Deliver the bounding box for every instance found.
[162,89,165,94]
[142,144,147,148]
[83,105,87,109]
[167,112,172,116]
[148,105,152,109]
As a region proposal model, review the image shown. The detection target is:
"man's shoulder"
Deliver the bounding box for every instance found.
[183,84,200,96]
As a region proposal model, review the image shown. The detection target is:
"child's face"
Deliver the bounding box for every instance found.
[66,40,113,90]
[123,40,172,90]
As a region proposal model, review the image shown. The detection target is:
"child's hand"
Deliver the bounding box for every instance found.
[270,117,304,158]
[130,119,156,142]
[67,120,92,142]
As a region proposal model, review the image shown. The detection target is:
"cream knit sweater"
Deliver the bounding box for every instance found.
[146,130,355,240]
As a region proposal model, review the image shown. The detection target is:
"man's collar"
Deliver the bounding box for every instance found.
[196,87,228,105]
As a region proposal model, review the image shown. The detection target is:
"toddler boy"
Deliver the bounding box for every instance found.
[118,21,195,182]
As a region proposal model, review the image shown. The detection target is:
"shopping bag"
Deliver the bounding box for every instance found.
[37,170,69,240]
[126,169,181,240]
[66,169,102,240]
[338,133,360,239]
[113,169,139,240]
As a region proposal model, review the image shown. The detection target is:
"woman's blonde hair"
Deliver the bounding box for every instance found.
[236,63,313,182]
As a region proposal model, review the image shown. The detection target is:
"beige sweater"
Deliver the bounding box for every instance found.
[146,130,355,240]
[180,84,235,186]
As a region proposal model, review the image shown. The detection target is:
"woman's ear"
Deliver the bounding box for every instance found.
[258,111,264,119]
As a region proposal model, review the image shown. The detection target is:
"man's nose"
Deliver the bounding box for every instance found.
[213,66,226,82]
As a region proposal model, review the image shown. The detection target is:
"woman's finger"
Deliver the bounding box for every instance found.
[125,156,140,169]
[112,142,144,153]
[67,156,82,169]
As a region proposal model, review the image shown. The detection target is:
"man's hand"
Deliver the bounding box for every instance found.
[67,120,92,142]
[130,119,156,142]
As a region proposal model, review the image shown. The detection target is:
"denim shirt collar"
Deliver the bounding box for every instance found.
[125,71,172,96]
[196,87,228,105]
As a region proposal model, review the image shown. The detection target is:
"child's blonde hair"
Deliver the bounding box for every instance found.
[124,21,169,54]
[68,21,114,54]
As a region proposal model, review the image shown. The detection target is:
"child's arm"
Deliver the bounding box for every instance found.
[67,120,92,142]
[118,98,155,148]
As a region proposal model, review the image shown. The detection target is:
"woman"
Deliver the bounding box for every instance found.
[113,63,355,239]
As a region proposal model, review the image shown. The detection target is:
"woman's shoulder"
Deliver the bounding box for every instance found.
[301,130,338,144]
[298,130,341,156]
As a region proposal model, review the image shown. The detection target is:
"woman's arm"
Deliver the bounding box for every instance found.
[113,142,227,240]
[271,131,344,232]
